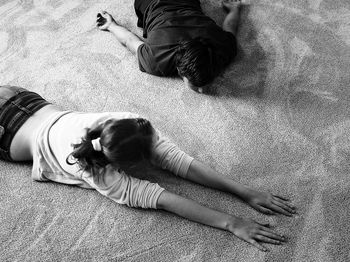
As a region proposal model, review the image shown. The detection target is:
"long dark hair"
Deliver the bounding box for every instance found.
[66,118,154,179]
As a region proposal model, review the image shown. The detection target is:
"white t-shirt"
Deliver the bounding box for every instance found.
[32,111,193,209]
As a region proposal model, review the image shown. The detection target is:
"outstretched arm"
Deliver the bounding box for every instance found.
[187,160,296,216]
[157,190,285,251]
[222,0,242,36]
[96,11,143,55]
[150,130,295,216]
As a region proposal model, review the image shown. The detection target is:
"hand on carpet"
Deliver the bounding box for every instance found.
[96,11,115,31]
[245,189,296,216]
[228,217,286,252]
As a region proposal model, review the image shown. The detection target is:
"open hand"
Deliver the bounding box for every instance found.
[96,11,115,31]
[245,189,296,216]
[228,216,286,251]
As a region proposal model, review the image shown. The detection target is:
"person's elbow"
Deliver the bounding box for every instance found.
[125,35,143,54]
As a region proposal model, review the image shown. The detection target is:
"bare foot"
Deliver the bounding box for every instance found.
[96,11,115,31]
[222,0,242,13]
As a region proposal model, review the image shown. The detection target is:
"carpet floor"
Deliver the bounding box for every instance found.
[1,0,349,261]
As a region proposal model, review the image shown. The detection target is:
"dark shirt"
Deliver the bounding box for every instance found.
[136,0,237,76]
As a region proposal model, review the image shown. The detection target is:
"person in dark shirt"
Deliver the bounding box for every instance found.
[96,0,242,93]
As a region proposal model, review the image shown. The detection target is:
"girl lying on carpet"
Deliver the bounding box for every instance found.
[0,85,295,251]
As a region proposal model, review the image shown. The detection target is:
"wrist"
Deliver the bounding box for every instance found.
[239,186,253,201]
[223,215,238,231]
[108,21,119,31]
[225,182,252,201]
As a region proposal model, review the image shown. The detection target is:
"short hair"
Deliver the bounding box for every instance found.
[175,37,219,88]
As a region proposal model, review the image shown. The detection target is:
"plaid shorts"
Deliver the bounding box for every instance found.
[0,85,51,161]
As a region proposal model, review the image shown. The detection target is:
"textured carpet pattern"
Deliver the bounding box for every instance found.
[1,0,350,261]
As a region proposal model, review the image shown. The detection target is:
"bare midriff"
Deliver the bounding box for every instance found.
[10,104,62,161]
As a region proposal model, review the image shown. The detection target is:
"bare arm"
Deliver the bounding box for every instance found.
[157,190,285,251]
[187,159,296,216]
[222,0,242,36]
[96,11,143,54]
[108,23,143,54]
[149,130,295,216]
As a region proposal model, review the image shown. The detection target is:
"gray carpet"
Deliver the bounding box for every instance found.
[1,0,350,261]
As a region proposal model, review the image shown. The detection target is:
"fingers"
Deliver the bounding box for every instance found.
[233,220,286,252]
[96,12,113,30]
[256,206,277,216]
[97,11,109,17]
[273,194,290,202]
[255,194,296,217]
[259,225,284,238]
[255,222,286,241]
[273,195,296,210]
[260,197,294,216]
[248,239,268,252]
[255,221,270,227]
[96,13,107,26]
[97,20,106,27]
[258,228,285,242]
[97,16,106,23]
[268,203,293,217]
[249,226,285,251]
[271,199,296,215]
[254,235,281,245]
[272,194,295,208]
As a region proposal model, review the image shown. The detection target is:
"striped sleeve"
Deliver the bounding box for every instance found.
[82,165,165,209]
